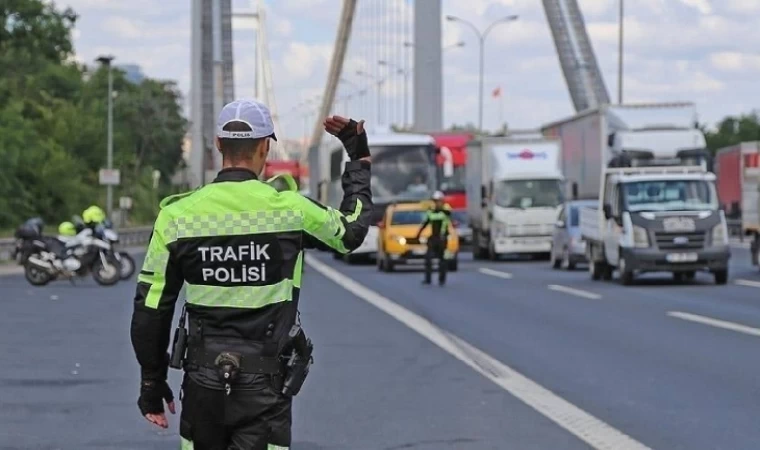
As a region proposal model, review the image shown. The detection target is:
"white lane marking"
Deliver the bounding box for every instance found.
[667,311,760,338]
[735,279,760,289]
[548,284,602,300]
[305,254,651,450]
[478,267,513,279]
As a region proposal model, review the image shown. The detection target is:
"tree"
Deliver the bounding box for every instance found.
[0,0,187,229]
[703,112,760,154]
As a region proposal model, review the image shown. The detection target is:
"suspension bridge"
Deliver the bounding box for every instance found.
[187,0,609,190]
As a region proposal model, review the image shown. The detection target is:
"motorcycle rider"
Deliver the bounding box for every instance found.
[130,99,372,448]
[415,191,453,286]
[55,221,83,271]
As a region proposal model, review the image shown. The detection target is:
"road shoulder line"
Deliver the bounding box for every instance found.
[305,254,651,450]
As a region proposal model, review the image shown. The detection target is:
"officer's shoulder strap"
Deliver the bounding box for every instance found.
[159,188,201,210]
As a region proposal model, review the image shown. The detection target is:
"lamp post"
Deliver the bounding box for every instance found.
[446,15,518,132]
[96,55,115,217]
[617,0,624,104]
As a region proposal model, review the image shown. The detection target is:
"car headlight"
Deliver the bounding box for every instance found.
[632,225,649,248]
[419,236,427,244]
[712,224,728,246]
[390,235,407,245]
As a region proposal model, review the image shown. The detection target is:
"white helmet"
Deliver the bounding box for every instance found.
[432,190,444,200]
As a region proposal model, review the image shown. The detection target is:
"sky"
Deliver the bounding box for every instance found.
[59,0,759,139]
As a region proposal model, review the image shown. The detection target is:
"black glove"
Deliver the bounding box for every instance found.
[336,119,370,161]
[137,379,174,416]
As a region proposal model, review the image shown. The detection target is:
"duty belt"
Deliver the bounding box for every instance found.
[185,346,283,375]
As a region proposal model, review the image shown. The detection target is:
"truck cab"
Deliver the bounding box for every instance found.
[467,137,565,260]
[583,156,730,285]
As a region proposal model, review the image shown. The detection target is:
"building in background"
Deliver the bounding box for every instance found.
[117,64,145,84]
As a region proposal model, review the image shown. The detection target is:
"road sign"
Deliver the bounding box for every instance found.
[99,169,121,185]
[119,196,133,210]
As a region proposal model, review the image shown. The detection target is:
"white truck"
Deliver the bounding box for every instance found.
[466,137,564,260]
[542,103,730,285]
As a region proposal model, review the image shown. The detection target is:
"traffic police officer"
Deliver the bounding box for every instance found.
[415,190,453,286]
[130,98,373,449]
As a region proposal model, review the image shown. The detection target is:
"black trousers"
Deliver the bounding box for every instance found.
[424,237,447,284]
[180,373,292,449]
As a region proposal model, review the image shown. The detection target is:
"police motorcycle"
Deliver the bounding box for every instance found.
[94,219,136,280]
[13,219,122,287]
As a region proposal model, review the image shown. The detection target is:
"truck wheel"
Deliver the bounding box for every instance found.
[561,249,575,270]
[590,261,602,280]
[713,269,728,285]
[618,257,634,286]
[488,243,498,261]
[551,246,561,269]
[472,233,486,260]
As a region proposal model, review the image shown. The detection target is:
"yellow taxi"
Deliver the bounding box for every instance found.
[376,200,460,272]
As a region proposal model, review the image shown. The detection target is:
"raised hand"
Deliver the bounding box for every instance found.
[323,115,370,161]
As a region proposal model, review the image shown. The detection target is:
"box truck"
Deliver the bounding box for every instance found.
[715,141,760,267]
[466,137,564,259]
[542,103,730,285]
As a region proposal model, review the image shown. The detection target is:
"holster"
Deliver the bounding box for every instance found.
[281,325,314,397]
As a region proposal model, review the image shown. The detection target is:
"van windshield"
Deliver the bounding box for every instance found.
[494,179,563,208]
[623,180,718,212]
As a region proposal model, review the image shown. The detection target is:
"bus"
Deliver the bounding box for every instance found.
[264,160,302,188]
[326,131,438,263]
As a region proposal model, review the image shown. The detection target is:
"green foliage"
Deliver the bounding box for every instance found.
[703,112,760,154]
[0,0,187,229]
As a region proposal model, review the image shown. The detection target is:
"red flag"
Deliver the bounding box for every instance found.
[492,86,501,98]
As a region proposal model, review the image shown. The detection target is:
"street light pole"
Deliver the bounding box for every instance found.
[446,15,517,132]
[617,0,624,104]
[96,55,115,217]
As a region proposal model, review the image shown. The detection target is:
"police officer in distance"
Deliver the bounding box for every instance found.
[130,98,373,449]
[415,190,453,286]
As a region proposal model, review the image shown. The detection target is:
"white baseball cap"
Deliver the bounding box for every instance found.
[216,99,277,141]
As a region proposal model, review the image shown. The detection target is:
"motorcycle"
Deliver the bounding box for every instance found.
[14,227,122,287]
[96,222,135,280]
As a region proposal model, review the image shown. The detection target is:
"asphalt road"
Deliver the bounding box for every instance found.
[0,244,758,449]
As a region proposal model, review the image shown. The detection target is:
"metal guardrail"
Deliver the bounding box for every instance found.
[0,226,153,262]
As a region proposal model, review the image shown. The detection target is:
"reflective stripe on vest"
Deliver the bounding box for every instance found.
[186,279,294,308]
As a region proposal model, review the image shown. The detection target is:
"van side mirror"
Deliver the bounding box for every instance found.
[555,220,565,228]
[603,203,613,220]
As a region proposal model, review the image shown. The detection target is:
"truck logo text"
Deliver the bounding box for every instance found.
[508,149,548,160]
